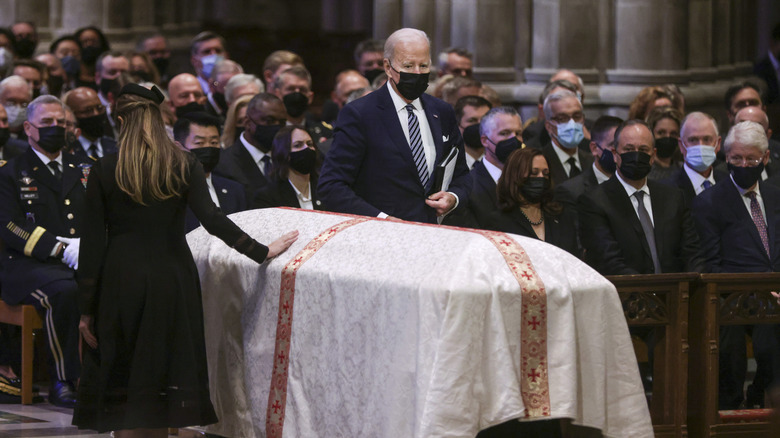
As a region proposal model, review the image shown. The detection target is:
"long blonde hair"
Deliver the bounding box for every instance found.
[221,94,252,147]
[115,92,189,204]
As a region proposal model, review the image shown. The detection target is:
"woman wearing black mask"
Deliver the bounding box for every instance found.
[485,148,580,256]
[646,106,683,181]
[254,125,323,210]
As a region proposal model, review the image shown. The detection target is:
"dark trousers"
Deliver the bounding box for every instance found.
[21,279,80,384]
[719,324,780,409]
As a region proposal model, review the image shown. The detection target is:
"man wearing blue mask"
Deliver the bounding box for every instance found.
[189,31,228,96]
[665,112,728,207]
[542,90,593,186]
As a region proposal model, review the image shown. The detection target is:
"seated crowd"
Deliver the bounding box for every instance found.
[0,20,778,414]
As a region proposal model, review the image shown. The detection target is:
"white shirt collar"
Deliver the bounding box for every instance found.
[387,80,423,115]
[77,135,101,153]
[593,162,610,184]
[483,158,503,184]
[616,171,649,199]
[239,131,270,165]
[31,146,63,168]
[683,162,715,193]
[551,140,579,171]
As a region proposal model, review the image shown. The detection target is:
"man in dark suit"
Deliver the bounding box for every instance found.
[579,120,704,275]
[0,95,84,407]
[664,112,727,207]
[540,89,593,186]
[174,112,247,232]
[692,120,780,409]
[212,93,287,201]
[556,115,622,213]
[318,28,471,224]
[753,23,780,105]
[0,103,25,163]
[63,87,117,162]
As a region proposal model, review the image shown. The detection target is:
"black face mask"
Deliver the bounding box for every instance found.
[619,151,652,180]
[191,147,221,174]
[35,125,66,154]
[61,56,81,77]
[462,124,482,150]
[391,66,429,102]
[364,69,384,84]
[728,162,764,190]
[493,137,522,164]
[15,38,36,59]
[175,102,206,118]
[132,71,153,83]
[152,57,169,76]
[77,113,107,139]
[596,143,616,174]
[47,75,65,96]
[0,127,9,146]
[99,77,118,98]
[283,92,309,119]
[252,123,283,152]
[655,137,678,159]
[213,92,228,112]
[521,177,551,204]
[81,45,103,66]
[289,147,317,175]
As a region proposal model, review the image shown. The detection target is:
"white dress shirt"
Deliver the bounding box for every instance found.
[387,81,435,175]
[593,162,610,184]
[683,162,716,195]
[32,147,63,176]
[616,171,654,227]
[731,176,767,220]
[78,136,104,158]
[205,174,221,208]
[289,180,313,210]
[483,158,503,184]
[465,151,483,170]
[240,132,272,176]
[551,142,581,177]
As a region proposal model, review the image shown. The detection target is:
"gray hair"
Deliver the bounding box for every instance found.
[27,94,64,121]
[210,59,244,82]
[272,65,312,91]
[723,121,768,155]
[0,75,32,101]
[383,28,431,63]
[479,106,521,138]
[680,111,719,141]
[346,87,373,104]
[438,47,472,71]
[225,74,264,105]
[543,89,580,120]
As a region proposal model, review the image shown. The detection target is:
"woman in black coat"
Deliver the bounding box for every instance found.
[485,148,580,257]
[253,125,324,210]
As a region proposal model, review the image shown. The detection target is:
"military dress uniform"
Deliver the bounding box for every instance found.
[0,147,90,386]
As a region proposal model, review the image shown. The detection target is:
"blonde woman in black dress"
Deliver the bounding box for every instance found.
[72,84,298,437]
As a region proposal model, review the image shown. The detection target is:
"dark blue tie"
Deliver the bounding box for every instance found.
[702,180,713,190]
[405,104,430,188]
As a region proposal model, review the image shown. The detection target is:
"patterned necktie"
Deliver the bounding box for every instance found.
[747,192,770,257]
[702,180,713,190]
[405,104,430,188]
[260,155,272,176]
[567,157,581,178]
[48,161,62,181]
[634,191,661,273]
[88,143,99,159]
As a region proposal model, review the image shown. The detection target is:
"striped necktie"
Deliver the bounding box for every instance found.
[405,104,430,188]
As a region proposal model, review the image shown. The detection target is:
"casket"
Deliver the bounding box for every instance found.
[186,208,653,437]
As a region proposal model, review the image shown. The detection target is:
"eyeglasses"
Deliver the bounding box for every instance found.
[551,112,584,124]
[727,156,763,167]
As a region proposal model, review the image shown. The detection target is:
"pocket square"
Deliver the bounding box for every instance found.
[442,135,449,142]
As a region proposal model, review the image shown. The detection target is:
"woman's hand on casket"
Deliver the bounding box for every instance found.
[79,315,98,349]
[267,230,299,260]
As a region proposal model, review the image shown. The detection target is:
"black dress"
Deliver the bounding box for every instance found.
[72,154,268,432]
[484,205,581,258]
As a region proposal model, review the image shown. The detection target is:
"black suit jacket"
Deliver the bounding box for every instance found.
[254,177,324,210]
[692,179,780,273]
[465,160,498,228]
[318,84,471,224]
[484,206,580,257]
[185,174,247,232]
[1,138,25,161]
[542,141,594,187]
[754,57,779,104]
[0,148,87,303]
[555,164,599,213]
[662,165,728,208]
[69,136,118,163]
[212,136,270,201]
[578,176,704,275]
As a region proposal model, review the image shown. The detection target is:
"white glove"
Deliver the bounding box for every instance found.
[56,237,80,270]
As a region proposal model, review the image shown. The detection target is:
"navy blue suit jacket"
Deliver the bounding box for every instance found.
[692,178,780,273]
[317,85,471,224]
[70,136,118,163]
[185,174,247,233]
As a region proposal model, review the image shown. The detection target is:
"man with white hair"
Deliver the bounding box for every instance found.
[664,112,728,207]
[207,58,243,116]
[224,73,264,108]
[318,28,471,223]
[541,89,593,186]
[732,106,780,179]
[692,121,780,409]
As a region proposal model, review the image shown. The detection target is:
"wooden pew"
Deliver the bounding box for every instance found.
[607,273,697,437]
[0,299,43,404]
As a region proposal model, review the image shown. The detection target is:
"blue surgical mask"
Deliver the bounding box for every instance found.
[684,144,717,172]
[200,54,224,78]
[553,119,584,150]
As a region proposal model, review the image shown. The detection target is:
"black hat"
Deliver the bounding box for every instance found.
[117,83,165,105]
